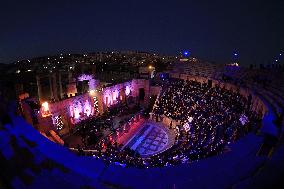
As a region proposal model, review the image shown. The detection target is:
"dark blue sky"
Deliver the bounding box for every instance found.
[0,0,283,65]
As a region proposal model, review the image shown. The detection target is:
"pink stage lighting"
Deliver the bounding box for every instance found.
[125,85,131,96]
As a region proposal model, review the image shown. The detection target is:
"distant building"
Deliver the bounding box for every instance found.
[139,66,155,79]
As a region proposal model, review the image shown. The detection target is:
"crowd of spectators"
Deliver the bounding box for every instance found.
[74,79,262,168]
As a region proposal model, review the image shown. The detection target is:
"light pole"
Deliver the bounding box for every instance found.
[234,52,238,60]
[233,52,239,65]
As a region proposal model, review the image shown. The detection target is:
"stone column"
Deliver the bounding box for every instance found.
[97,91,105,114]
[68,71,72,83]
[49,75,54,100]
[58,72,63,99]
[52,73,58,101]
[36,75,42,103]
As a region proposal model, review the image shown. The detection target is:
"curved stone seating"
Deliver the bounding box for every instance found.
[255,88,282,116]
[0,112,268,189]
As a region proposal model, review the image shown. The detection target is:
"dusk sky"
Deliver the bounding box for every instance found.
[0,0,283,65]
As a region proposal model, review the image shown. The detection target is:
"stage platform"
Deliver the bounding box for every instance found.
[121,120,175,157]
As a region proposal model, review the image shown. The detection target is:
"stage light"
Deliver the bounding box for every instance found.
[84,100,91,116]
[125,85,131,96]
[41,102,52,117]
[42,102,49,112]
[74,107,81,119]
[93,96,99,113]
[54,115,64,130]
[89,90,95,95]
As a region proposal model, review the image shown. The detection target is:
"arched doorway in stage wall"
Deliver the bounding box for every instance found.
[77,74,97,91]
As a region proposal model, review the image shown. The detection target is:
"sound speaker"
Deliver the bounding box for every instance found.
[139,88,145,100]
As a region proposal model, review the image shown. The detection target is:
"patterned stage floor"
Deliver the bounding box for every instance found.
[124,121,175,157]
